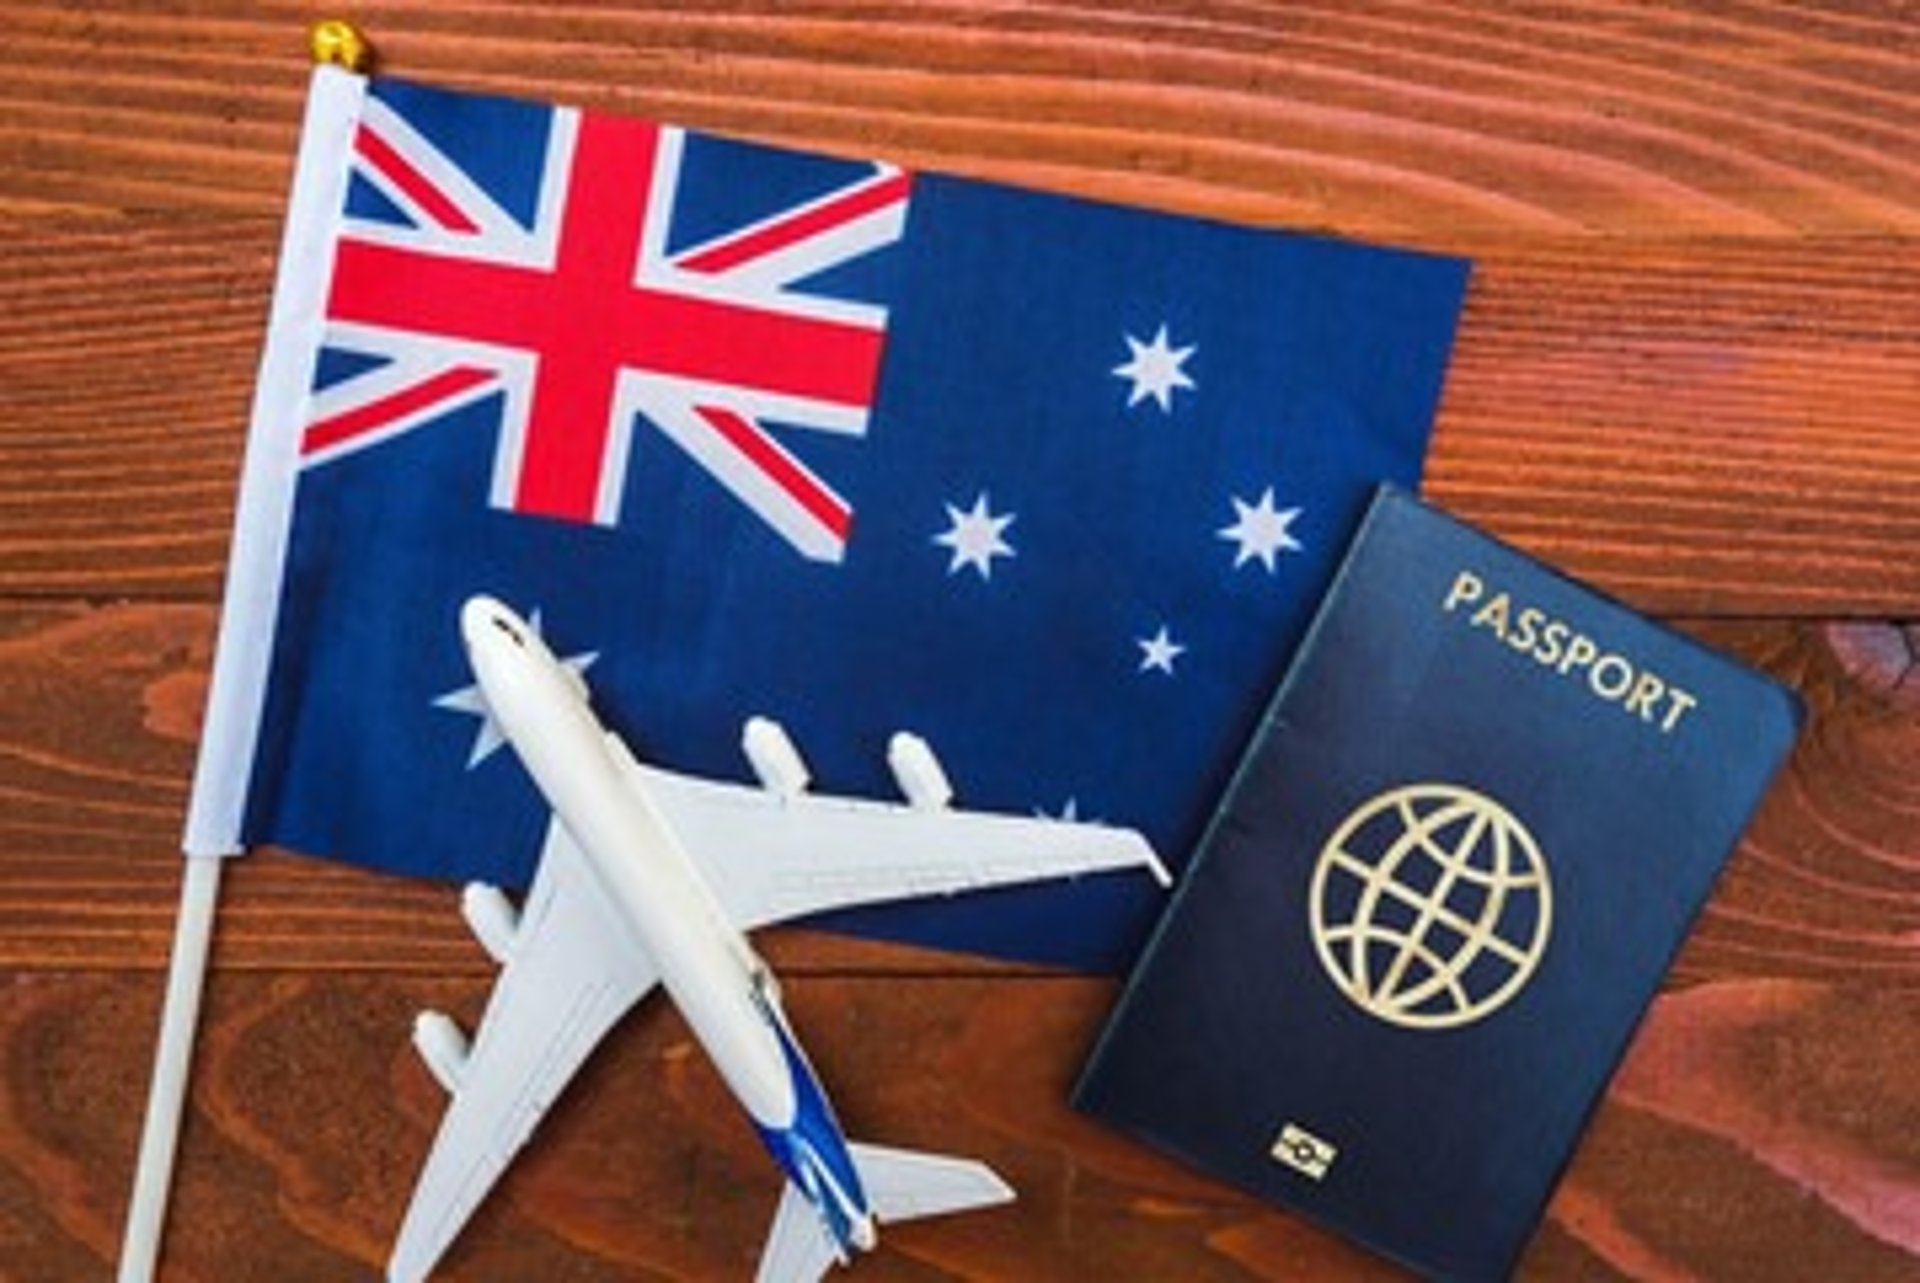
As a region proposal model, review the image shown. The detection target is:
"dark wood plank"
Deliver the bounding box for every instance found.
[3,602,1912,1275]
[1553,980,1920,1282]
[1668,619,1920,984]
[5,969,1915,1281]
[1,1,1915,233]
[1,4,1916,612]
[5,604,1914,981]
[0,221,263,596]
[1,216,1915,611]
[1428,242,1920,615]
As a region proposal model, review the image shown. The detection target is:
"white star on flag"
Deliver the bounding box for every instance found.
[1219,488,1304,572]
[1113,324,1197,412]
[934,492,1017,579]
[434,611,599,768]
[1137,625,1187,675]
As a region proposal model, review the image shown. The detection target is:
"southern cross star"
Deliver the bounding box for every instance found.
[934,492,1017,580]
[1137,625,1187,675]
[1113,325,1197,413]
[1219,488,1304,573]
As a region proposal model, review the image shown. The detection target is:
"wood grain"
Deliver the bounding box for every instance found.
[2,605,1915,982]
[3,218,1916,611]
[3,604,1915,1274]
[2,2,1916,1280]
[5,969,1916,1281]
[2,1,1916,234]
[2,3,1917,613]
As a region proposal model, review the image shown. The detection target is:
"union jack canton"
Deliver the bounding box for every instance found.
[311,84,909,557]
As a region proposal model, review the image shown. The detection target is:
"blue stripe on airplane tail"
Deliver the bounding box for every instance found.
[750,1000,871,1254]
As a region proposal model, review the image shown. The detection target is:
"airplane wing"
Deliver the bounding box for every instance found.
[388,821,657,1283]
[610,723,1169,932]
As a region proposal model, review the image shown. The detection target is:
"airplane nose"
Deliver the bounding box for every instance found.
[460,595,518,650]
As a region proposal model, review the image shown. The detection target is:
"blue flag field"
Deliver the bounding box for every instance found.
[187,66,1469,969]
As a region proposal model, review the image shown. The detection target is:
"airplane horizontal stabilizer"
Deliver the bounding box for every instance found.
[753,1143,1014,1283]
[849,1141,1014,1223]
[754,1180,841,1283]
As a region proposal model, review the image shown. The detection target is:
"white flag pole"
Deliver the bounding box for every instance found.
[116,31,369,1280]
[117,856,222,1283]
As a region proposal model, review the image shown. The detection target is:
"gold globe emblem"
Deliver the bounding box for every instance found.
[1310,783,1551,1031]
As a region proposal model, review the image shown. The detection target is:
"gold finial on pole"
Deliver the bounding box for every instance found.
[310,19,373,73]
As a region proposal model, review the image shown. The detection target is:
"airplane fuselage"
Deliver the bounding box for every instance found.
[461,597,876,1258]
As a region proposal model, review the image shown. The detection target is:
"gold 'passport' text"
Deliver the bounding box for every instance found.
[1441,571,1699,734]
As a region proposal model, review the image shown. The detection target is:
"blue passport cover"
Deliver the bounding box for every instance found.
[1074,487,1801,1280]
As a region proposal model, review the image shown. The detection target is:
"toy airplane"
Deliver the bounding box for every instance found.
[388,595,1169,1282]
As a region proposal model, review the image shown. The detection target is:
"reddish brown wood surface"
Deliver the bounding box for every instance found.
[2,3,1915,1280]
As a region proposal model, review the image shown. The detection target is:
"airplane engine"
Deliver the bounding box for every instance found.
[743,717,810,799]
[461,883,519,963]
[413,1011,470,1094]
[888,733,952,811]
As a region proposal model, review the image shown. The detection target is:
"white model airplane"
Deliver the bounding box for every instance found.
[388,595,1169,1282]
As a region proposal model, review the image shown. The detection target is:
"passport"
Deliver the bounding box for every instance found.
[1073,487,1801,1281]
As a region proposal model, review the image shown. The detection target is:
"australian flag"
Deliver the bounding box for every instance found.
[186,67,1469,970]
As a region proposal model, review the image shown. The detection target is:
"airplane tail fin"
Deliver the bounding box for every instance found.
[754,1142,1014,1283]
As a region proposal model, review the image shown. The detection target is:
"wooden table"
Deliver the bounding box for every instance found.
[4,4,1915,1279]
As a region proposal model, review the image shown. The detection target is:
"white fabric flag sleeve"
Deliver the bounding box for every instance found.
[120,66,366,1283]
[182,64,366,857]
